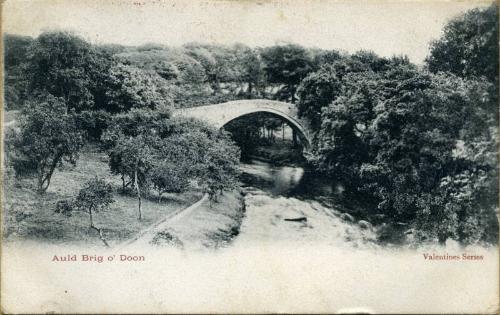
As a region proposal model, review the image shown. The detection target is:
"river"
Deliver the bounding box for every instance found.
[233,159,379,248]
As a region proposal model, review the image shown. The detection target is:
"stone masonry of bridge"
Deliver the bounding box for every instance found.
[173,99,312,148]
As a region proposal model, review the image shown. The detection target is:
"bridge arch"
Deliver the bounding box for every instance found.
[220,108,310,149]
[174,99,312,149]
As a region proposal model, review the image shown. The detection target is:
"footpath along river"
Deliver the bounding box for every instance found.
[232,159,378,248]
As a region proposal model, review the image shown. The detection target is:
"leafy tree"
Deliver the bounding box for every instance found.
[56,178,114,247]
[184,43,235,94]
[101,109,171,193]
[15,94,86,193]
[150,161,190,202]
[198,132,240,203]
[426,4,498,83]
[351,50,391,72]
[108,133,158,219]
[3,34,33,109]
[4,34,33,71]
[261,44,314,102]
[101,108,175,151]
[297,64,343,129]
[311,48,343,69]
[98,43,127,55]
[23,31,111,111]
[105,63,175,112]
[113,48,180,81]
[232,44,265,97]
[148,132,198,201]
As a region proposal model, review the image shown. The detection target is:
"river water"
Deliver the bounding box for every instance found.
[234,160,379,248]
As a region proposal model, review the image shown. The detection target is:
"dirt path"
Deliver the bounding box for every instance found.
[118,194,208,250]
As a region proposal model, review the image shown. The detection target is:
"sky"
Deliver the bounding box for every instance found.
[3,0,492,64]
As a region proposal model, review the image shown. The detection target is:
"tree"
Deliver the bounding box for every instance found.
[233,44,265,97]
[15,94,86,193]
[3,34,33,109]
[261,44,314,102]
[56,178,114,247]
[101,109,176,194]
[105,63,175,112]
[198,132,240,203]
[296,64,343,129]
[23,31,111,112]
[426,4,498,83]
[311,48,343,69]
[150,161,190,202]
[108,133,158,219]
[184,43,237,94]
[149,132,196,201]
[74,178,114,246]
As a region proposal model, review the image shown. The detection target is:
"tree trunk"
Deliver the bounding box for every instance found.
[290,84,296,103]
[37,154,62,194]
[282,123,285,141]
[37,170,45,194]
[292,129,298,148]
[38,172,52,193]
[121,175,126,193]
[89,207,94,227]
[248,81,253,97]
[134,168,142,220]
[90,225,109,247]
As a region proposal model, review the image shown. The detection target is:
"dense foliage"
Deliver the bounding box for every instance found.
[102,109,240,214]
[23,31,112,112]
[13,94,86,193]
[296,5,498,245]
[426,4,498,83]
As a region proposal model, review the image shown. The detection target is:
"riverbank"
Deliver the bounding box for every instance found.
[239,158,419,246]
[148,189,245,250]
[235,185,379,248]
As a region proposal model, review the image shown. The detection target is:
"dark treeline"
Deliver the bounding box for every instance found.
[4,32,405,112]
[3,4,498,245]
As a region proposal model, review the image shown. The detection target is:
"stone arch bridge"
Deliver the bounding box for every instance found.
[173,99,312,149]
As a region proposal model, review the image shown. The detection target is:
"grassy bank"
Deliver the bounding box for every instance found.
[151,189,245,250]
[3,146,202,247]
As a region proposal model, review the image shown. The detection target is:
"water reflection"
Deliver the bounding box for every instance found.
[239,159,333,198]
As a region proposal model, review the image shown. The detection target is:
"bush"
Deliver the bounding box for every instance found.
[55,199,75,217]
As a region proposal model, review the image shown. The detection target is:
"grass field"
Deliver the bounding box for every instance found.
[3,145,202,247]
